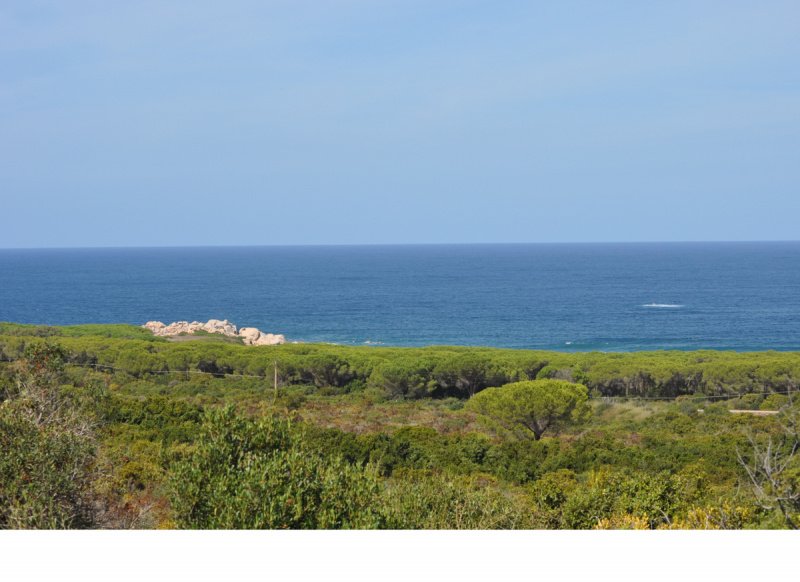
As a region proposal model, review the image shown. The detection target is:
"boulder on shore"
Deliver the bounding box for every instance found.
[143,319,285,345]
[238,327,261,344]
[239,327,285,346]
[253,332,285,346]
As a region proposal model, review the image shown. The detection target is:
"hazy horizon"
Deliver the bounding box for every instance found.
[2,239,800,251]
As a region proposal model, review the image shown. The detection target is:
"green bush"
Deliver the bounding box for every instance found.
[552,469,699,529]
[731,393,764,410]
[169,408,384,529]
[0,342,97,529]
[382,471,532,529]
[0,406,96,528]
[760,393,789,411]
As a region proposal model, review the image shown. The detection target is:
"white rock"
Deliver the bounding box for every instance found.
[203,319,237,335]
[254,333,285,346]
[238,327,262,345]
[142,319,285,345]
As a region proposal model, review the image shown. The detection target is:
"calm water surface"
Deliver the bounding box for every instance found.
[1,243,799,351]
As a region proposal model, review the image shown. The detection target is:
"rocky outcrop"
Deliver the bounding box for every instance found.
[253,332,285,346]
[239,327,285,346]
[238,327,261,344]
[143,319,285,345]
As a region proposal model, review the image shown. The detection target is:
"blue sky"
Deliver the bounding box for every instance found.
[2,1,798,247]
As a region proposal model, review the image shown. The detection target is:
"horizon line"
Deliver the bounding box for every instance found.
[2,239,800,251]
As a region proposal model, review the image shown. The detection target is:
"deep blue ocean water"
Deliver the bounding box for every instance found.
[1,243,799,351]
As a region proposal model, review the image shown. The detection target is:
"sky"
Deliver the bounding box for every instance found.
[1,0,799,248]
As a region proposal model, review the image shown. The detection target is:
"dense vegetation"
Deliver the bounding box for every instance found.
[3,322,800,399]
[1,322,798,529]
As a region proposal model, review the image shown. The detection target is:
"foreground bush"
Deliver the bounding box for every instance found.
[0,343,97,529]
[169,408,536,529]
[169,408,385,529]
[0,410,95,528]
[382,472,533,529]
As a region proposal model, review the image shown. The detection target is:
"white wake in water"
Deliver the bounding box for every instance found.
[642,303,683,308]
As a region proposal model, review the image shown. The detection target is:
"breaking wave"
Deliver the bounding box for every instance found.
[642,303,683,308]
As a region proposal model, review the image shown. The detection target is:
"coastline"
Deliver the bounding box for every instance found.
[2,320,800,354]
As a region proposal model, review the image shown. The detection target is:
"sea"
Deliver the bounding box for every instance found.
[1,242,799,351]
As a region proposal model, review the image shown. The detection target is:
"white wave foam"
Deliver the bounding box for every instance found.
[642,303,683,308]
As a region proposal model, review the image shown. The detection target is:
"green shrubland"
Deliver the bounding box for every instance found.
[1,323,799,529]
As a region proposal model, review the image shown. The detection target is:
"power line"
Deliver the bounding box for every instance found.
[58,362,798,402]
[595,390,797,402]
[81,362,267,380]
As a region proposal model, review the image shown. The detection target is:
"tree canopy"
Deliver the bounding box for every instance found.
[466,379,591,440]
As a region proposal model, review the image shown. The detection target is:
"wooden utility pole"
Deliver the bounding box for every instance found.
[273,360,279,401]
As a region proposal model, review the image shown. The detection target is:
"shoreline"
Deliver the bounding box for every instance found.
[2,321,800,355]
